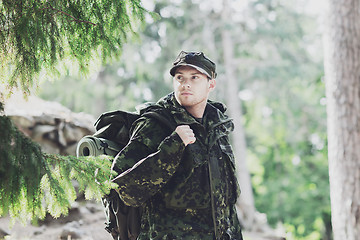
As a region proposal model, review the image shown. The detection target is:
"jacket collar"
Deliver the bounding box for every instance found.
[138,92,233,133]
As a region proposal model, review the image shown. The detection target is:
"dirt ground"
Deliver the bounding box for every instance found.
[0,200,113,240]
[0,200,283,240]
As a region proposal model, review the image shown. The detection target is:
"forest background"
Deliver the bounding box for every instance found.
[1,0,329,239]
[38,0,329,239]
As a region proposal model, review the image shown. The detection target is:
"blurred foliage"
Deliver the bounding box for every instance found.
[241,1,330,239]
[38,0,330,239]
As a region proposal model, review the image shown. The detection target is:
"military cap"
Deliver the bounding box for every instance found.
[170,51,217,79]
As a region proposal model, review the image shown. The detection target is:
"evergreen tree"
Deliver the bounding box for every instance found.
[0,100,116,222]
[0,0,152,94]
[0,0,149,222]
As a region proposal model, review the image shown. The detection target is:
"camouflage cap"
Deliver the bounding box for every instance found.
[170,51,217,79]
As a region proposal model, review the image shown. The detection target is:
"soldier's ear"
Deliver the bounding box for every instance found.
[209,79,216,92]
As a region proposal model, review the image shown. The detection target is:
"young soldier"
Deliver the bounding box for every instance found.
[112,51,243,239]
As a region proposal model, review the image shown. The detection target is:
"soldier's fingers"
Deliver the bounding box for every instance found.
[175,125,196,146]
[188,136,196,145]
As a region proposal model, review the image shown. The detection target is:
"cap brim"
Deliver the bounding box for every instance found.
[170,63,211,78]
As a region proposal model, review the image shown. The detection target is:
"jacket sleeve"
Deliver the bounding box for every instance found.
[111,117,185,207]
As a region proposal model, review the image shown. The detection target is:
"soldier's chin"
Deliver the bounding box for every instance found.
[178,100,193,107]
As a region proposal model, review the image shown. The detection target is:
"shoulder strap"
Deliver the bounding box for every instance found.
[94,110,139,131]
[141,111,175,131]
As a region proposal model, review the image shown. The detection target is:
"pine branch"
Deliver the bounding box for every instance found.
[0,108,117,223]
[37,7,97,26]
[0,0,150,95]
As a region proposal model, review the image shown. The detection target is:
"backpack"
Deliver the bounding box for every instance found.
[76,109,174,240]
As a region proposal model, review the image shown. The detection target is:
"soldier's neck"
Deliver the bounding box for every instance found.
[185,103,206,119]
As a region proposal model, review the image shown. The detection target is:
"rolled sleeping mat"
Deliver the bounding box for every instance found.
[76,136,122,157]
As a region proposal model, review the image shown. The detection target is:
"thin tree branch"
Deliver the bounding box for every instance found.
[0,6,97,33]
[39,7,97,26]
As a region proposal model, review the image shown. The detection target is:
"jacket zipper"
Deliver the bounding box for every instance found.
[198,117,232,239]
[207,120,232,239]
[207,151,219,239]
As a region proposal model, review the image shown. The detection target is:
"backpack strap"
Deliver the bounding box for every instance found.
[141,111,176,131]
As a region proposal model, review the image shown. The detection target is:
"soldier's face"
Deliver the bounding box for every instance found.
[173,66,216,110]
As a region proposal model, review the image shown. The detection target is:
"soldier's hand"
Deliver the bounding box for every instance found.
[175,125,196,146]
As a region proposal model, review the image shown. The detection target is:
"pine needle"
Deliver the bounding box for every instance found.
[0,112,117,223]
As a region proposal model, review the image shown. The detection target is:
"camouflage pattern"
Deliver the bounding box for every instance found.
[112,93,243,240]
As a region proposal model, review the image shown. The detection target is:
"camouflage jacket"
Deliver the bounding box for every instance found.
[112,93,243,240]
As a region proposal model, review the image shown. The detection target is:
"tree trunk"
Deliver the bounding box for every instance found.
[323,0,360,239]
[221,0,256,230]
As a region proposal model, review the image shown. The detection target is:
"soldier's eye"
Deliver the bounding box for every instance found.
[176,75,184,81]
